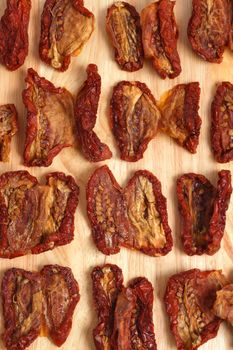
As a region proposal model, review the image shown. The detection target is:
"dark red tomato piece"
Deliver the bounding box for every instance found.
[177,170,232,255]
[128,277,157,349]
[0,171,79,258]
[0,104,18,162]
[92,264,124,350]
[87,166,172,257]
[213,284,233,325]
[164,269,228,350]
[211,82,233,163]
[39,0,94,71]
[141,0,181,79]
[0,0,31,70]
[106,2,143,72]
[41,265,80,346]
[2,268,43,350]
[188,0,231,62]
[23,68,75,167]
[75,64,112,162]
[110,81,161,162]
[2,265,80,349]
[87,165,131,255]
[159,82,201,153]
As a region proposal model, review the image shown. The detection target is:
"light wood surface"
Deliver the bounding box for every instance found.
[0,0,233,349]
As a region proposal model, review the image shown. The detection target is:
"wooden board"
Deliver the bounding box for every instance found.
[0,0,233,349]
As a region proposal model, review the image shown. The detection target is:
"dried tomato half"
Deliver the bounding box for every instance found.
[75,64,112,162]
[188,0,231,63]
[23,68,75,167]
[41,265,80,346]
[213,284,233,325]
[92,264,124,349]
[111,287,137,349]
[141,0,181,79]
[164,269,228,350]
[128,277,157,350]
[87,165,172,256]
[211,82,233,163]
[0,170,79,258]
[39,0,94,71]
[87,165,128,255]
[123,170,173,257]
[2,265,80,350]
[0,104,18,162]
[0,0,31,70]
[92,265,157,350]
[159,83,201,153]
[2,268,43,350]
[106,2,143,72]
[110,81,161,161]
[177,170,232,256]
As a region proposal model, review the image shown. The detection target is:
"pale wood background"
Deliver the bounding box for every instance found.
[0,0,232,349]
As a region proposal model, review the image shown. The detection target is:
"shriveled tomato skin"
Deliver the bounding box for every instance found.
[2,265,80,349]
[41,265,80,346]
[164,269,228,350]
[128,277,157,350]
[159,82,201,153]
[92,264,124,350]
[0,170,79,258]
[0,104,18,162]
[213,284,233,325]
[123,169,173,257]
[2,268,43,350]
[92,265,157,350]
[106,2,144,72]
[0,0,31,71]
[188,0,231,63]
[39,0,94,71]
[211,82,233,163]
[177,170,232,256]
[141,0,181,79]
[87,165,127,255]
[75,64,112,162]
[87,165,173,257]
[110,81,161,162]
[23,68,76,167]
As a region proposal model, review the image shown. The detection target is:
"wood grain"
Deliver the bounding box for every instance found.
[0,0,232,349]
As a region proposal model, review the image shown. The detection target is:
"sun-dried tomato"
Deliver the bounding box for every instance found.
[213,284,233,325]
[23,68,75,167]
[0,104,18,162]
[2,268,43,350]
[159,83,201,153]
[41,265,80,346]
[106,2,143,72]
[92,264,124,350]
[111,287,137,350]
[177,170,232,256]
[0,170,79,258]
[128,278,157,350]
[211,82,233,163]
[75,64,112,162]
[110,81,161,162]
[0,0,31,71]
[2,265,80,350]
[87,165,172,256]
[164,269,228,350]
[39,0,94,71]
[92,265,157,350]
[188,0,231,63]
[141,0,181,79]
